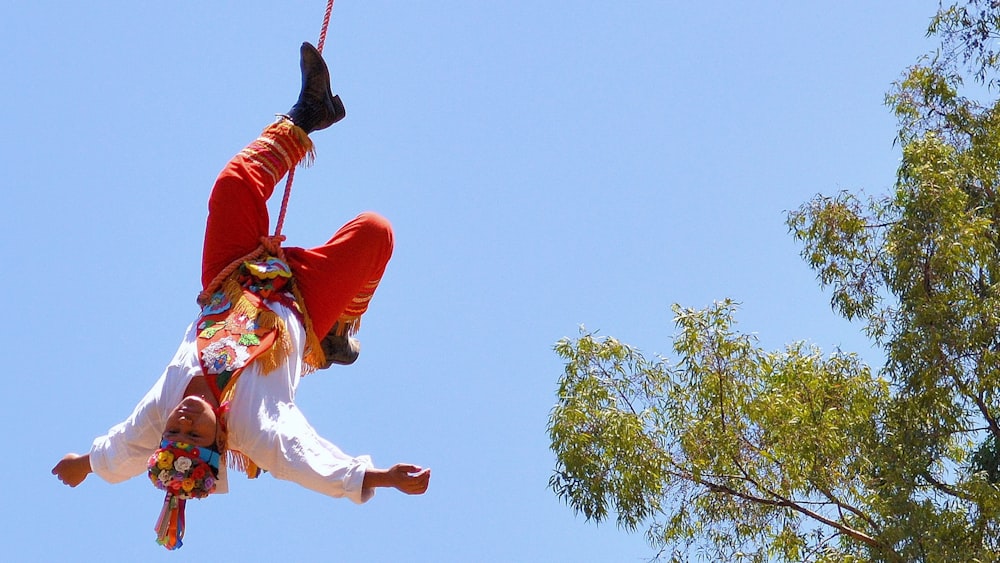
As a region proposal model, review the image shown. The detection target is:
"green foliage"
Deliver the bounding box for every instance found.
[972,435,1000,483]
[549,333,669,531]
[549,2,1000,560]
[931,0,1000,86]
[551,305,890,562]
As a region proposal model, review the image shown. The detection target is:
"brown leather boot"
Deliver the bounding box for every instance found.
[286,42,345,133]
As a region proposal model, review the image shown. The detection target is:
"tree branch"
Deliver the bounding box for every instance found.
[919,470,976,501]
[947,360,1000,440]
[697,477,887,553]
[815,485,881,532]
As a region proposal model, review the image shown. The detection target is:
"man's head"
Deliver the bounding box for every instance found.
[161,395,220,447]
[147,395,225,501]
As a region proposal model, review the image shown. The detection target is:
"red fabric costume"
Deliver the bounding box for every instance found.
[201,119,393,344]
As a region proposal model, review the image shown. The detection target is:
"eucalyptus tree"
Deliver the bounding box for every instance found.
[549,3,1000,560]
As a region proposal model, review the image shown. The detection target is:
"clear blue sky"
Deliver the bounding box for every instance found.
[5,1,939,561]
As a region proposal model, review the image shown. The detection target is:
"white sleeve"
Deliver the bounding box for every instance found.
[236,399,375,504]
[88,327,199,483]
[226,305,375,504]
[88,374,171,483]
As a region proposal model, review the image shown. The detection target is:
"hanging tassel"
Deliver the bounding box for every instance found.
[154,496,171,539]
[154,494,187,550]
[256,313,292,375]
[224,449,263,479]
[288,279,326,373]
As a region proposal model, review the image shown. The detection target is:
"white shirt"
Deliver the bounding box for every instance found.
[89,301,374,504]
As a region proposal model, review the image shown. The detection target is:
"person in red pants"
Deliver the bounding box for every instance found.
[52,42,430,550]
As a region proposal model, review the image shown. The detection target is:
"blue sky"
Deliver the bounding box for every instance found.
[5,1,940,561]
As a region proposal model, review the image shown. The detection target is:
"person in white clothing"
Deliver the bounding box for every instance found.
[51,42,430,549]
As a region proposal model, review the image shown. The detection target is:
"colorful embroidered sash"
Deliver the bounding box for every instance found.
[195,256,300,476]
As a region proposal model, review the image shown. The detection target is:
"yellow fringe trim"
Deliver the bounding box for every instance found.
[269,117,316,168]
[288,278,325,374]
[332,317,361,337]
[206,252,323,478]
[285,120,317,168]
[256,309,293,375]
[211,263,320,378]
[224,450,260,479]
[216,277,293,378]
[217,376,261,479]
[214,267,323,375]
[219,277,243,307]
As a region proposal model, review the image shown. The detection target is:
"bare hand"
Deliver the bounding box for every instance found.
[387,463,431,495]
[52,453,92,487]
[364,463,431,495]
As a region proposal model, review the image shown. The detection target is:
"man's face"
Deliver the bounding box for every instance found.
[162,396,218,447]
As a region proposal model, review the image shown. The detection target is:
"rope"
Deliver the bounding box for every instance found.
[274,167,295,238]
[273,0,335,239]
[317,0,335,54]
[198,0,336,306]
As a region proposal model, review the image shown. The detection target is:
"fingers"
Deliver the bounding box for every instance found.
[52,454,85,487]
[52,465,73,486]
[393,463,423,474]
[52,466,74,487]
[51,458,69,480]
[398,467,431,495]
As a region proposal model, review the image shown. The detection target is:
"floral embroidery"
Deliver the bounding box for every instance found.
[173,457,193,473]
[243,257,293,299]
[198,320,227,339]
[239,333,261,346]
[232,312,257,332]
[201,337,251,375]
[147,441,218,501]
[201,292,231,316]
[195,255,297,432]
[156,450,175,470]
[245,257,293,280]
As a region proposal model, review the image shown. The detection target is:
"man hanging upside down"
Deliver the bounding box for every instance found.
[51,42,430,550]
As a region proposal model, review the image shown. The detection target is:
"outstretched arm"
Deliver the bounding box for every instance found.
[52,453,93,487]
[363,463,431,495]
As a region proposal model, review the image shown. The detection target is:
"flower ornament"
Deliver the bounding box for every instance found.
[198,320,227,339]
[245,257,293,280]
[236,312,258,332]
[147,440,220,501]
[201,291,232,316]
[156,450,175,470]
[148,439,223,550]
[174,456,193,473]
[242,257,293,298]
[201,336,251,375]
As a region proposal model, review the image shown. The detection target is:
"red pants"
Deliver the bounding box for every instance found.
[201,123,393,340]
